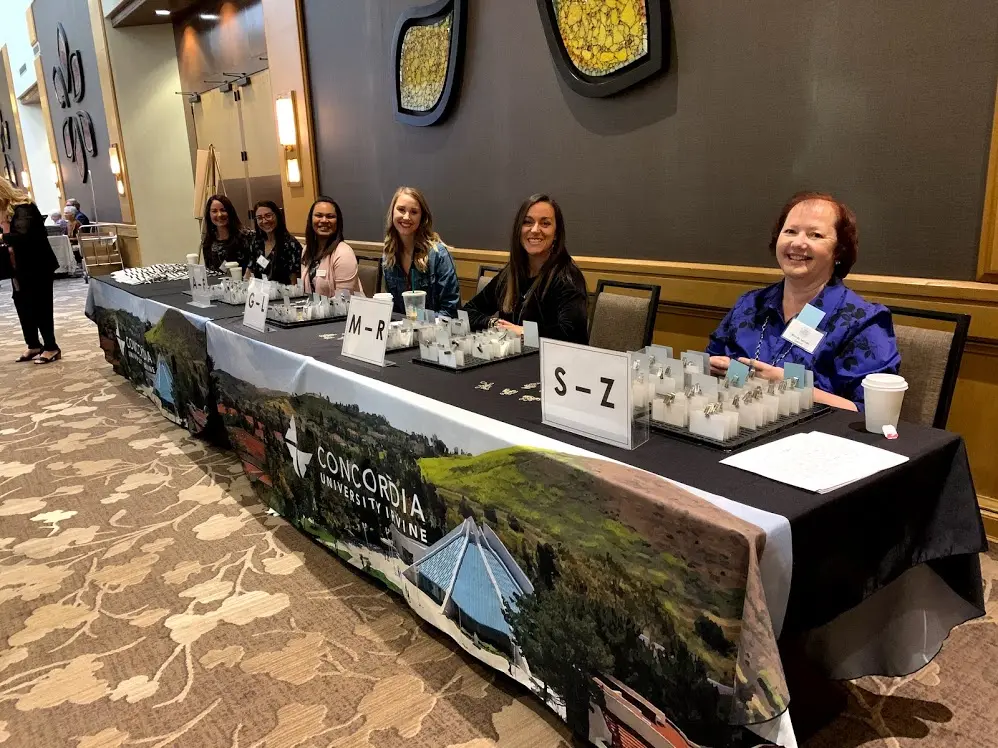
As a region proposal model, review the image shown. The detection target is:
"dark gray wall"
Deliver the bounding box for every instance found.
[0,70,25,191]
[302,0,998,280]
[34,0,122,223]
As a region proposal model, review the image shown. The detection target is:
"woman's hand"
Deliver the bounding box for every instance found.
[736,357,784,382]
[496,320,524,336]
[709,356,731,376]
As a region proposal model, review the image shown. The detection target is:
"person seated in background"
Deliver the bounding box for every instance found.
[382,186,459,318]
[200,194,250,272]
[707,191,900,411]
[301,197,364,297]
[48,211,68,234]
[63,206,82,240]
[65,198,90,225]
[244,200,302,285]
[464,193,588,344]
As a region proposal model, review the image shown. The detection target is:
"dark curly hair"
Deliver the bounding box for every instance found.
[769,191,858,279]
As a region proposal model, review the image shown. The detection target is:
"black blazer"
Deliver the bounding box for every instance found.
[2,203,58,283]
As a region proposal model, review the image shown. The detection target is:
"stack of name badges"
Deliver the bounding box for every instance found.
[417,316,523,369]
[631,345,816,443]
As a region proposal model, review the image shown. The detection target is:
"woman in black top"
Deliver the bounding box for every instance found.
[244,201,303,285]
[199,194,250,272]
[2,198,61,363]
[465,194,588,344]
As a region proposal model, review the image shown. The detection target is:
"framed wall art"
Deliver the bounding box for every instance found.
[536,0,668,97]
[391,0,467,126]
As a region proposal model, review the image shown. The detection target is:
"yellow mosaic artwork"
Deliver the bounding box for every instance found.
[554,0,648,77]
[399,15,452,112]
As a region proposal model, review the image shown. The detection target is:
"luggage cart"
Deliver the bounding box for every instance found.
[78,224,124,282]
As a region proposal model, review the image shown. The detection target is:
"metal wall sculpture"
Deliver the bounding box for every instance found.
[536,0,667,97]
[391,0,467,126]
[52,23,97,182]
[0,112,15,186]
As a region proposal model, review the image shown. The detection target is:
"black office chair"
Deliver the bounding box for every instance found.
[357,256,383,295]
[588,280,660,352]
[887,306,970,428]
[476,264,504,294]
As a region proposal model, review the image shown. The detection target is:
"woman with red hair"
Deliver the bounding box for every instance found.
[707,192,900,411]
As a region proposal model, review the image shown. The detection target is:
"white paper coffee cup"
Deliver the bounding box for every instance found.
[186,253,199,265]
[224,262,242,279]
[373,292,393,304]
[862,373,908,433]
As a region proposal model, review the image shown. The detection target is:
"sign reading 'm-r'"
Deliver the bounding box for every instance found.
[341,295,393,367]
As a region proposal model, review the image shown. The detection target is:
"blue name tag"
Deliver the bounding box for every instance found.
[797,303,825,329]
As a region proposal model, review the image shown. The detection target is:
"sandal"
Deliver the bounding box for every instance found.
[16,349,42,362]
[34,350,62,365]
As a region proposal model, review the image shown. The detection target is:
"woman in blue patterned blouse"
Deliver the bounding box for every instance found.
[707,192,900,411]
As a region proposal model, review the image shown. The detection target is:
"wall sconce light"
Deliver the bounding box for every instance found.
[109,143,121,176]
[116,178,125,195]
[50,161,59,185]
[275,93,298,148]
[274,92,302,186]
[20,170,30,189]
[286,158,301,185]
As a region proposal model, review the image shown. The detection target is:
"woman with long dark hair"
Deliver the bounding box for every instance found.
[199,194,249,271]
[381,186,459,317]
[300,197,363,296]
[1,179,61,363]
[464,193,588,344]
[244,200,302,284]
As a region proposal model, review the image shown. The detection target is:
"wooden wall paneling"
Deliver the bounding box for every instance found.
[979,80,998,282]
[260,0,318,235]
[88,0,134,223]
[26,5,64,205]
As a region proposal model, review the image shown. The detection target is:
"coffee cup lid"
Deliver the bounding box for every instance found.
[862,373,908,391]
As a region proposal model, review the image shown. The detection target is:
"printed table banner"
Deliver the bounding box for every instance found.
[86,281,217,437]
[207,323,791,748]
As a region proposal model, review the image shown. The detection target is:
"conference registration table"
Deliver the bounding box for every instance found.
[86,276,988,748]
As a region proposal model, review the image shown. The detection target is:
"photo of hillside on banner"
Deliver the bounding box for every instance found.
[207,325,788,748]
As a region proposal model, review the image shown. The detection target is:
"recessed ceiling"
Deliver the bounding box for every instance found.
[109,0,203,28]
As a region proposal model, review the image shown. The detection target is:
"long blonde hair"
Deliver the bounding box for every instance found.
[0,178,29,221]
[383,186,441,273]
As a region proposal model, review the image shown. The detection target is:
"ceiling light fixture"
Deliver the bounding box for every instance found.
[155,9,170,16]
[199,13,219,21]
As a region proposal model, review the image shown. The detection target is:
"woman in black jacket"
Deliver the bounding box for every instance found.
[464,194,589,344]
[2,196,61,363]
[199,194,250,272]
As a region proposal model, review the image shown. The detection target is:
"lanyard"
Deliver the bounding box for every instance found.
[753,318,794,367]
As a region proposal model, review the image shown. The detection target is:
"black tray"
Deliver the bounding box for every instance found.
[265,313,347,329]
[648,403,833,451]
[412,346,538,372]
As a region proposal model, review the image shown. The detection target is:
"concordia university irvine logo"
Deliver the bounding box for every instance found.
[285,417,313,479]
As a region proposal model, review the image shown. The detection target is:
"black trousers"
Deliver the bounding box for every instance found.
[12,277,58,352]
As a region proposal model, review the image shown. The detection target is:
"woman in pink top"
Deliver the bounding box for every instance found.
[301,197,365,297]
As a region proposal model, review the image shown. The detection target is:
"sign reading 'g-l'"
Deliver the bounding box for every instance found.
[341,295,393,367]
[242,278,271,332]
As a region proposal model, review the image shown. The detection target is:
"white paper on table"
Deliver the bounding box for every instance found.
[720,431,909,493]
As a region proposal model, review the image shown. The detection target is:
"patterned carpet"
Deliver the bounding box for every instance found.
[0,277,994,748]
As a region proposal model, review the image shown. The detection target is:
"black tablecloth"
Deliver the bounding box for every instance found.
[215,315,989,635]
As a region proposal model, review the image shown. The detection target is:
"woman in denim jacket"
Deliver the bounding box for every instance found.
[382,187,459,318]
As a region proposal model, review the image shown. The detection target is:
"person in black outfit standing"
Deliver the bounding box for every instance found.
[464,193,589,344]
[1,187,61,364]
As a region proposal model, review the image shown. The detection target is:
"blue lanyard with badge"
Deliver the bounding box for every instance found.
[754,303,826,365]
